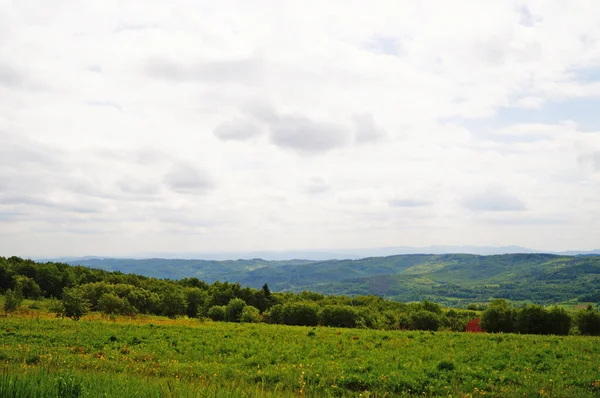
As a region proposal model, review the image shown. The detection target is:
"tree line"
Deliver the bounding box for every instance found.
[1,256,599,335]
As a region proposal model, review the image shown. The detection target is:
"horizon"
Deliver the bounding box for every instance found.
[1,1,600,257]
[25,244,600,262]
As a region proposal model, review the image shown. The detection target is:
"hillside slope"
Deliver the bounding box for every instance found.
[67,254,600,305]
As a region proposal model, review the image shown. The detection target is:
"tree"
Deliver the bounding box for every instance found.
[160,288,186,319]
[3,289,22,313]
[184,287,207,318]
[515,304,548,335]
[480,299,516,333]
[207,306,227,321]
[319,305,360,328]
[281,302,319,326]
[546,307,571,335]
[98,293,133,315]
[61,287,90,320]
[240,305,261,323]
[410,310,441,331]
[226,298,246,322]
[15,276,41,300]
[577,306,600,336]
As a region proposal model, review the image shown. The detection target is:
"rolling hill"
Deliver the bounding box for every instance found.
[66,253,600,306]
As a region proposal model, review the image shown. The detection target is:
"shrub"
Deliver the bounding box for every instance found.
[3,289,22,313]
[207,306,227,321]
[546,307,571,335]
[240,305,261,323]
[281,302,319,326]
[480,299,516,333]
[319,305,360,328]
[61,288,90,321]
[226,299,246,322]
[410,310,441,331]
[577,306,600,336]
[515,304,548,335]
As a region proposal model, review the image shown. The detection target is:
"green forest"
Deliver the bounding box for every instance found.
[2,256,600,336]
[65,253,600,306]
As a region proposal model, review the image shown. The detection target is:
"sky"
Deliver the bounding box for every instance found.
[1,0,600,258]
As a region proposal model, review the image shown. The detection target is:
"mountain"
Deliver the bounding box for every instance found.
[63,253,600,306]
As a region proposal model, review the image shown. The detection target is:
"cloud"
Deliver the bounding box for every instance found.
[268,115,351,154]
[213,118,262,141]
[306,177,331,194]
[0,63,25,88]
[84,100,123,112]
[163,163,213,193]
[462,188,526,212]
[389,199,430,208]
[144,54,264,85]
[354,114,386,143]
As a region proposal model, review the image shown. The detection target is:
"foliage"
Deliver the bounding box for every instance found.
[226,298,246,322]
[207,305,227,321]
[481,299,516,333]
[61,287,90,320]
[3,288,22,313]
[577,306,600,336]
[240,305,261,323]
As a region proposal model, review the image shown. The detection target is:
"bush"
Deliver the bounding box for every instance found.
[226,298,246,322]
[61,288,90,321]
[319,305,360,328]
[3,289,22,313]
[281,302,319,326]
[410,310,441,331]
[481,299,516,333]
[577,306,600,336]
[515,304,548,335]
[546,307,571,335]
[240,305,261,323]
[264,304,284,324]
[207,306,227,321]
[98,293,134,316]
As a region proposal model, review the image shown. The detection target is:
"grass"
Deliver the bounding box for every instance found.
[1,312,600,397]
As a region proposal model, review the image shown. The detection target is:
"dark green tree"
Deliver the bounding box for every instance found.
[480,299,516,333]
[577,306,600,336]
[3,288,23,313]
[226,298,246,322]
[61,287,90,320]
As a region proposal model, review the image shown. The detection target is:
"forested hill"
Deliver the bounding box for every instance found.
[65,253,600,305]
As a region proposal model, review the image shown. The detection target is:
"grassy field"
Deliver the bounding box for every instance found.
[1,312,600,397]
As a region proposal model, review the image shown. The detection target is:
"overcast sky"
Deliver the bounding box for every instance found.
[1,0,600,258]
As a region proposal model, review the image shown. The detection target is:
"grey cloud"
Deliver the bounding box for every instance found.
[269,115,351,154]
[115,21,159,33]
[145,54,263,85]
[0,194,100,214]
[163,163,213,193]
[462,188,526,212]
[213,119,262,141]
[365,36,404,56]
[354,114,386,143]
[0,63,25,88]
[389,199,430,208]
[85,100,123,112]
[243,101,280,123]
[117,178,161,196]
[86,65,102,73]
[306,178,331,194]
[486,216,567,226]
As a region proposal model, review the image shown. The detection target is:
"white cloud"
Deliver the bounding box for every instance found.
[1,0,600,256]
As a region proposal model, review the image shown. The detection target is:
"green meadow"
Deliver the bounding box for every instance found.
[1,313,599,397]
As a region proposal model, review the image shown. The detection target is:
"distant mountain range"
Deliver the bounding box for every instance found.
[36,245,600,263]
[41,251,600,306]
